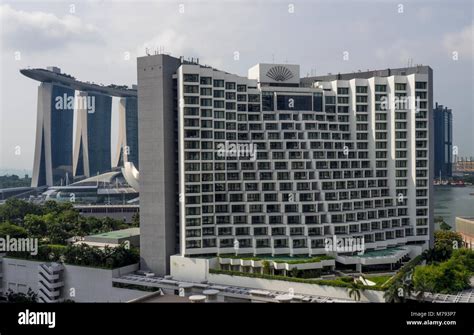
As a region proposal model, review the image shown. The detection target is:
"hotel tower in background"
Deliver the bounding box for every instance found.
[138,54,434,276]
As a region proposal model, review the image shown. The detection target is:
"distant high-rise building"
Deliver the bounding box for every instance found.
[30,80,75,187]
[115,97,139,168]
[138,54,434,276]
[433,103,453,178]
[21,67,138,186]
[73,91,112,177]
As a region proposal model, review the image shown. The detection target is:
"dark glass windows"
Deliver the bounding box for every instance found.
[276,94,312,111]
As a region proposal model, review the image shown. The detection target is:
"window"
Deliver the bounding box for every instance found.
[375,85,386,92]
[200,77,212,85]
[415,82,427,89]
[395,83,406,91]
[183,74,199,82]
[356,86,368,94]
[276,95,312,111]
[337,87,349,95]
[313,92,323,112]
[213,79,224,87]
[225,82,236,90]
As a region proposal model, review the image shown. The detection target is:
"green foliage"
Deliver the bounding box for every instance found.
[5,288,38,303]
[439,221,452,231]
[7,243,139,269]
[0,198,42,223]
[62,244,139,269]
[422,231,464,263]
[413,248,473,294]
[384,255,423,302]
[131,212,140,227]
[451,248,474,272]
[347,281,363,301]
[340,276,354,283]
[432,230,463,262]
[290,267,300,278]
[7,244,66,262]
[0,174,31,188]
[0,199,136,244]
[0,221,27,238]
[262,260,271,274]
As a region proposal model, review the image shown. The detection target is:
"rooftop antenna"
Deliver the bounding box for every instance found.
[145,48,150,56]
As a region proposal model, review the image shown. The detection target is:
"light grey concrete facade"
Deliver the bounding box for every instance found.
[138,56,434,274]
[0,256,147,302]
[137,54,182,275]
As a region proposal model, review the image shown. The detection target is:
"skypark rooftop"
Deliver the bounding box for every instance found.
[20,67,137,97]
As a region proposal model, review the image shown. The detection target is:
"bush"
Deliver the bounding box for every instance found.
[5,288,38,303]
[0,221,27,238]
[413,248,473,294]
[7,243,138,269]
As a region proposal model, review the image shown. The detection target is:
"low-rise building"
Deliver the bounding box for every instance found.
[456,217,474,249]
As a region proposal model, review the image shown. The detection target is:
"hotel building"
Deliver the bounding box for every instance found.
[21,67,138,186]
[138,54,433,275]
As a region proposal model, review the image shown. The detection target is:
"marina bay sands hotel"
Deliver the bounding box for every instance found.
[21,67,138,187]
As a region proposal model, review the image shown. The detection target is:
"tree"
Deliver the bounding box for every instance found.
[450,248,474,272]
[347,281,363,301]
[23,214,48,238]
[262,260,271,275]
[0,198,41,224]
[131,213,140,227]
[0,221,27,238]
[413,259,470,295]
[6,288,38,303]
[290,267,300,278]
[46,220,71,245]
[384,284,403,303]
[433,231,463,261]
[439,221,452,231]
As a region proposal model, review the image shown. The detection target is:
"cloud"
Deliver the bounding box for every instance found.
[0,4,102,52]
[443,22,474,60]
[374,40,416,67]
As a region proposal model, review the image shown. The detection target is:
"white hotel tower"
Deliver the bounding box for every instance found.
[138,54,433,275]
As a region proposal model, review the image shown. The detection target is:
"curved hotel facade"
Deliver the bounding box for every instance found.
[30,81,75,187]
[138,54,433,275]
[21,67,138,187]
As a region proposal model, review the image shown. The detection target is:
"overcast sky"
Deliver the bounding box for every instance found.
[0,0,473,174]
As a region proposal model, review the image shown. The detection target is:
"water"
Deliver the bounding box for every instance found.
[434,186,474,228]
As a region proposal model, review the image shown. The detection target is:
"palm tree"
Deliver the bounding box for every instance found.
[383,284,402,303]
[414,283,427,302]
[401,273,414,301]
[347,281,362,302]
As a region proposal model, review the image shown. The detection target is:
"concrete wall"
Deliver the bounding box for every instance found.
[208,273,384,302]
[138,54,182,276]
[1,258,147,302]
[170,255,384,302]
[170,255,218,283]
